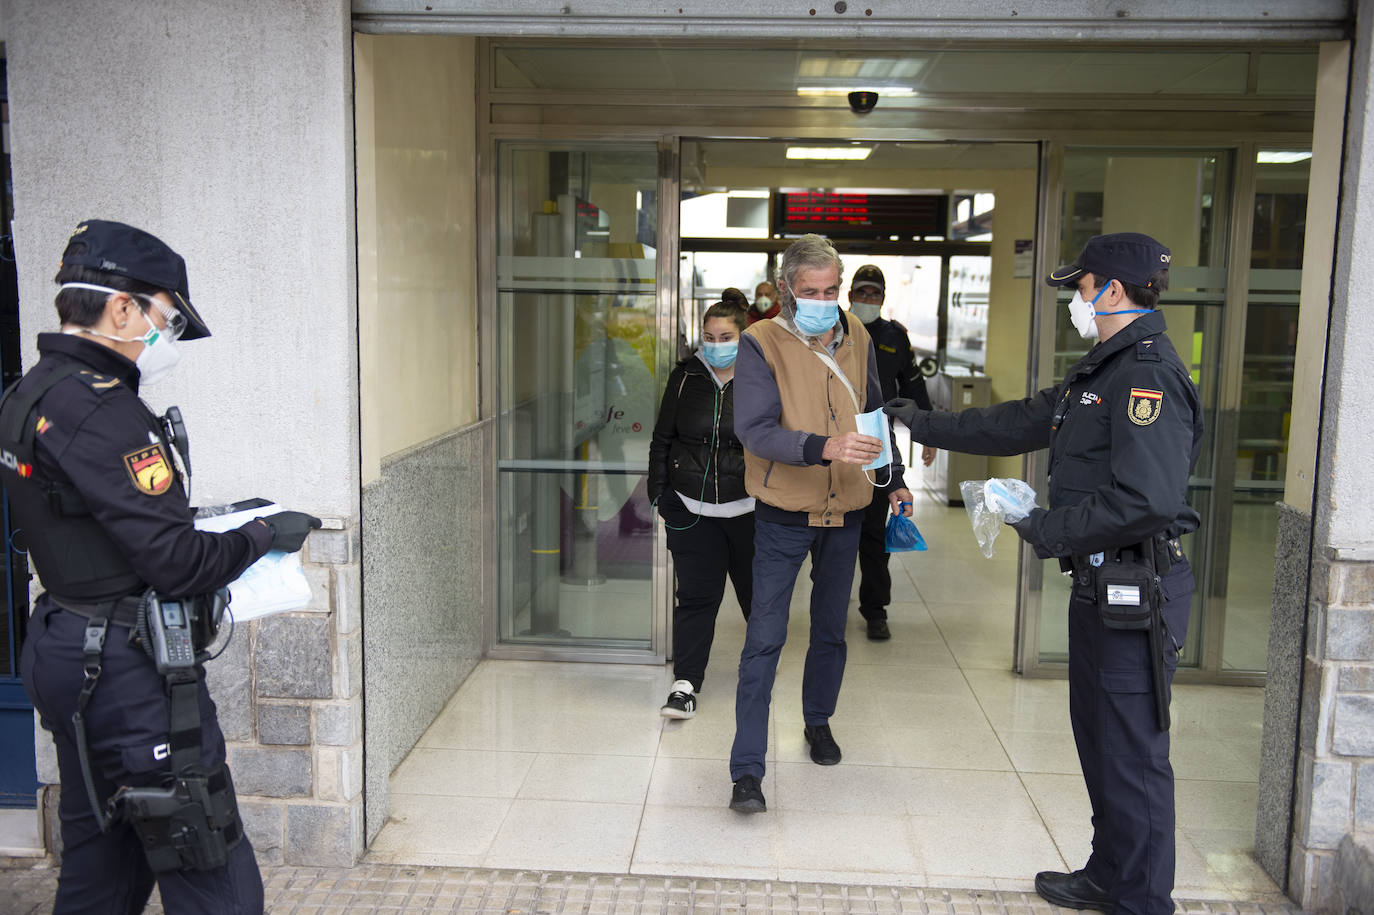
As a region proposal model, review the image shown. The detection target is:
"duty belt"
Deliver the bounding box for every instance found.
[52,593,145,628]
[1064,530,1184,576]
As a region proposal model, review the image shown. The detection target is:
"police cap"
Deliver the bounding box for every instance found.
[59,219,211,340]
[1046,232,1172,289]
[852,264,885,292]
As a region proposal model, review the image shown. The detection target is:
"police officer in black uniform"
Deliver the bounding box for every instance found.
[7,220,320,914]
[885,233,1201,915]
[846,265,935,640]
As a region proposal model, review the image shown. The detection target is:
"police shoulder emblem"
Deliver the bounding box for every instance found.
[1128,387,1164,426]
[123,444,174,495]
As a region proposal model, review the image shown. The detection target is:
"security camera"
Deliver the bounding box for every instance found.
[848,91,878,114]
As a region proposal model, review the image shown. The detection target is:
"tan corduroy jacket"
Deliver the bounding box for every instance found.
[739,316,883,527]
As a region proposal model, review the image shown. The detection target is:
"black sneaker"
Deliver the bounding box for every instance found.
[729,775,766,813]
[660,680,696,719]
[803,724,842,765]
[1034,869,1114,913]
[866,618,891,641]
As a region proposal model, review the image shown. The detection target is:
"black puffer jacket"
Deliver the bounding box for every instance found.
[647,356,748,522]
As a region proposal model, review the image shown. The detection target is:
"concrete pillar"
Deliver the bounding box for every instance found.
[1254,40,1351,893]
[4,0,363,866]
[1289,1,1374,908]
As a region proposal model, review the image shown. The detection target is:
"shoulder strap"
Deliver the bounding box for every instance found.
[0,362,87,460]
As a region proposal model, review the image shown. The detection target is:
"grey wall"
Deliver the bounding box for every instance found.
[1288,0,1374,907]
[362,420,491,841]
[4,0,358,516]
[4,0,366,866]
[1256,501,1313,885]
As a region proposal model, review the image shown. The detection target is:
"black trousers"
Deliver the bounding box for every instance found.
[857,490,892,621]
[20,598,264,915]
[1069,560,1194,915]
[666,512,754,692]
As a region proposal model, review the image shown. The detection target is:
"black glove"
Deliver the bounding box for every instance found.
[883,397,924,428]
[262,511,322,553]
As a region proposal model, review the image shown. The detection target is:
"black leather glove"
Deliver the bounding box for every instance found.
[883,397,924,428]
[261,511,322,553]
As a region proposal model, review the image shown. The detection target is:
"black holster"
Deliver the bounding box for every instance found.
[1089,540,1174,732]
[112,763,244,873]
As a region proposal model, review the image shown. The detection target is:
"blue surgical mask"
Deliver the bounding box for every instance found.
[701,340,738,368]
[855,407,893,471]
[793,297,839,336]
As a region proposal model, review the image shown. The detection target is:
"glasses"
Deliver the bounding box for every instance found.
[850,287,884,303]
[138,295,187,340]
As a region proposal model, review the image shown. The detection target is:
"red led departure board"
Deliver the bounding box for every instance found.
[774,192,947,239]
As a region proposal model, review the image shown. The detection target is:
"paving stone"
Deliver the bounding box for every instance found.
[238,800,285,865]
[285,803,361,867]
[257,703,311,746]
[204,618,253,741]
[1327,608,1374,661]
[255,615,332,699]
[332,563,361,635]
[1305,759,1354,849]
[315,700,361,746]
[1337,663,1374,691]
[0,862,1306,914]
[229,746,311,798]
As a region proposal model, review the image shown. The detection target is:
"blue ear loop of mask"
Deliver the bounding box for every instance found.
[855,407,894,488]
[1092,279,1151,318]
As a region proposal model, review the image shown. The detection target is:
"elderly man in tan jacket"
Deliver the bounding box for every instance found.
[726,234,913,813]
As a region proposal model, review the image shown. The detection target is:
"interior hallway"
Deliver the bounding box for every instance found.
[369,494,1283,904]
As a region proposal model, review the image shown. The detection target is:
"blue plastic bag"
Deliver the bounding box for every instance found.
[885,511,927,552]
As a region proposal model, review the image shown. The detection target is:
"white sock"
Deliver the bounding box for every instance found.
[670,679,695,695]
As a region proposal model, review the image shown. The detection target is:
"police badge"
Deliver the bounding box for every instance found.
[1128,387,1163,426]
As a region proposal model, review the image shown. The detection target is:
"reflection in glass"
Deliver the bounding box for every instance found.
[1222,150,1310,671]
[496,144,660,650]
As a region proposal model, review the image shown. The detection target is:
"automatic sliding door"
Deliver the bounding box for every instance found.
[495,143,662,654]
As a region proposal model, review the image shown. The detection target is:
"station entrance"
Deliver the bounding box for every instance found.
[355,30,1333,897]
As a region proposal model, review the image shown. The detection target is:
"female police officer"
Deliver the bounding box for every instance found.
[885,233,1202,915]
[7,220,319,914]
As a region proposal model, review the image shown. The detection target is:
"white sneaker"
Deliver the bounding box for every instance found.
[661,679,697,719]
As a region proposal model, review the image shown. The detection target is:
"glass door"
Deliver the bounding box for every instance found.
[494,142,665,656]
[1023,146,1233,676]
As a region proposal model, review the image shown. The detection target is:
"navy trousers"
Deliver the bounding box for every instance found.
[856,491,892,621]
[1069,560,1194,915]
[21,598,264,915]
[730,516,861,781]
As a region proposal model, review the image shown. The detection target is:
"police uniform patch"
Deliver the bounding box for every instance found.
[123,444,174,495]
[1128,387,1163,425]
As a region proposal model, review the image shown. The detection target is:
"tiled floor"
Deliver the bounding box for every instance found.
[371,494,1283,904]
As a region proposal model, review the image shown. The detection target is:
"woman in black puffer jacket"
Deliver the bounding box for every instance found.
[648,289,754,720]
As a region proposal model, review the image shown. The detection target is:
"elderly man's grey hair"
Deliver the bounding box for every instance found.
[775,233,844,314]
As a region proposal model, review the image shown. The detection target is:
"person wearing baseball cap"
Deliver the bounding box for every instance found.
[884,231,1202,915]
[845,264,936,641]
[6,219,319,912]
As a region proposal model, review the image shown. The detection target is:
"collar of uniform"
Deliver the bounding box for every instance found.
[1072,310,1168,376]
[36,332,141,392]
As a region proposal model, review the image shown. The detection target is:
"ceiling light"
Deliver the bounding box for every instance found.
[1257,150,1312,164]
[785,146,874,161]
[796,86,918,97]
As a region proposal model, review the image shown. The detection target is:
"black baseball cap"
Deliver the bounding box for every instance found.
[1046,232,1172,289]
[852,264,885,292]
[58,219,211,340]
